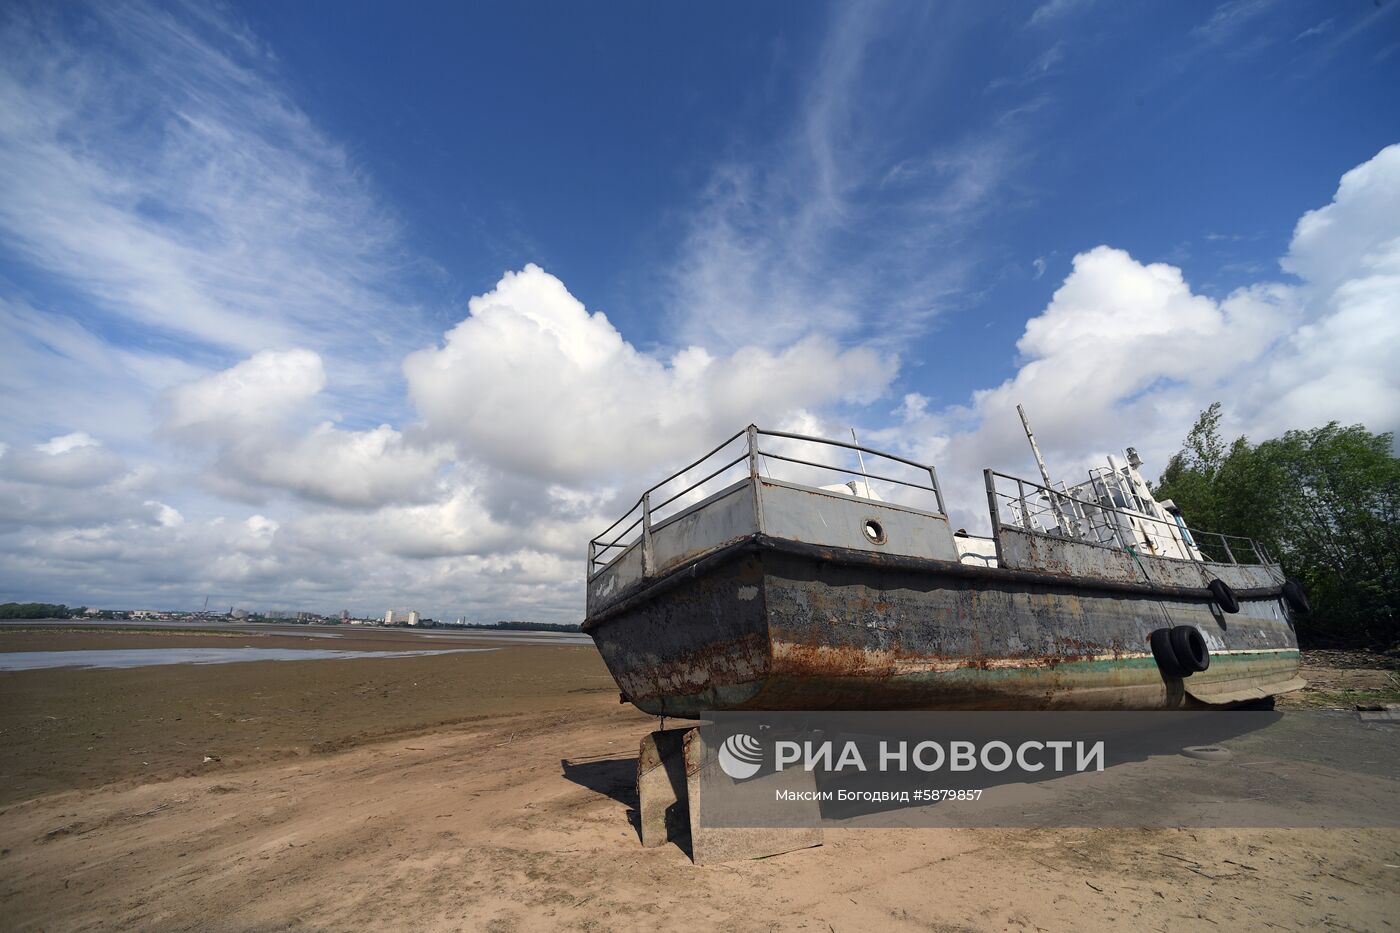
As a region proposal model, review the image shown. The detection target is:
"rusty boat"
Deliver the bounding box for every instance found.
[583,418,1306,717]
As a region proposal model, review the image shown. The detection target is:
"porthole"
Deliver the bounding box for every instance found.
[863,519,886,545]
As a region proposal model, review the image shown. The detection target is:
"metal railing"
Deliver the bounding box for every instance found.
[588,425,946,578]
[983,469,1269,566]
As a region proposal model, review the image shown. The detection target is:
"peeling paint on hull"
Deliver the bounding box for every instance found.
[586,540,1302,718]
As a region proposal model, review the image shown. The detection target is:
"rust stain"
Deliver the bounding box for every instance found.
[591,541,1299,714]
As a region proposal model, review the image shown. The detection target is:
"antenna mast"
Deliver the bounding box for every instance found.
[851,428,871,498]
[1016,404,1071,533]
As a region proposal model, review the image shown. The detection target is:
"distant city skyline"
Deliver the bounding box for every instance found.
[1,0,1397,620]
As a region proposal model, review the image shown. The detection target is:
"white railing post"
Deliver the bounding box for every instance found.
[641,493,654,577]
[929,465,947,515]
[746,424,766,535]
[984,470,1005,567]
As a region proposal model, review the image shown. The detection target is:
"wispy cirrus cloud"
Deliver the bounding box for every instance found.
[986,42,1066,92]
[0,1,429,398]
[2,0,1392,627]
[1028,0,1097,28]
[667,2,1045,355]
[1190,0,1279,48]
[0,1,917,619]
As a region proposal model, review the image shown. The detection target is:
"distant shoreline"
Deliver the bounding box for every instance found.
[457,621,582,634]
[0,615,583,634]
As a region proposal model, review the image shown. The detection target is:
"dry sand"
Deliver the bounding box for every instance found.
[1,629,1397,931]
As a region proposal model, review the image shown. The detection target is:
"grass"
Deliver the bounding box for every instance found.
[1287,671,1400,709]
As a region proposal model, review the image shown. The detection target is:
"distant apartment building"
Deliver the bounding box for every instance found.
[384,609,421,626]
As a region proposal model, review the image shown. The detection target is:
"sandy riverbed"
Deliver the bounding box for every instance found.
[1,628,1396,931]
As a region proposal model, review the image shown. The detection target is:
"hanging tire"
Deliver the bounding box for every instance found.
[1207,578,1240,614]
[1150,628,1186,678]
[1282,579,1311,615]
[1169,625,1210,674]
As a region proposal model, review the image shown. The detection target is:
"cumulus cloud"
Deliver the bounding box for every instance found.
[0,452,161,530]
[236,424,449,510]
[9,138,1397,618]
[0,432,129,487]
[902,143,1400,532]
[1283,144,1400,291]
[163,349,450,508]
[974,247,1293,450]
[406,264,895,485]
[164,349,326,436]
[2,256,900,615]
[1,3,1394,625]
[1252,144,1400,435]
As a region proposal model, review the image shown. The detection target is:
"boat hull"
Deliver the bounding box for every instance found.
[584,537,1303,717]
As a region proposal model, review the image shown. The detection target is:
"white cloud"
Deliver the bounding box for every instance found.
[406,264,895,485]
[147,501,185,528]
[1,0,1393,627]
[1191,0,1279,47]
[950,247,1294,469]
[36,432,98,456]
[164,349,326,436]
[0,297,204,446]
[903,143,1400,532]
[986,42,1066,92]
[225,423,449,509]
[1252,144,1400,436]
[0,434,129,488]
[1282,144,1400,294]
[163,349,451,508]
[1293,19,1334,42]
[1028,0,1096,28]
[10,136,1397,618]
[0,2,421,369]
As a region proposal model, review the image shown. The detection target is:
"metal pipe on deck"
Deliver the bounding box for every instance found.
[1017,404,1073,535]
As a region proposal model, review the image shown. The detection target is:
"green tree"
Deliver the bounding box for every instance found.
[0,602,72,619]
[1153,403,1228,531]
[1155,407,1400,649]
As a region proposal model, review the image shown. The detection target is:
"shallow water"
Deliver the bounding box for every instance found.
[0,647,496,672]
[0,619,594,645]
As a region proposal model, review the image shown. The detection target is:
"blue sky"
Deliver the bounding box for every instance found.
[1,0,1398,619]
[239,0,1397,386]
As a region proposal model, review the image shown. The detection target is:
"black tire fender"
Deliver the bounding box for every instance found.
[1282,579,1311,615]
[1169,624,1210,674]
[1150,628,1186,678]
[1207,578,1240,614]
